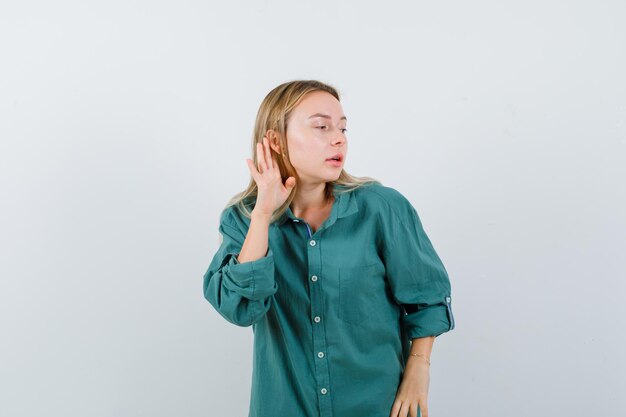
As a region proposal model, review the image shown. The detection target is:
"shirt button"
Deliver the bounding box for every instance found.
[320,388,328,395]
[309,240,316,246]
[314,316,321,323]
[311,275,318,282]
[317,351,325,358]
[446,296,451,303]
[293,219,299,222]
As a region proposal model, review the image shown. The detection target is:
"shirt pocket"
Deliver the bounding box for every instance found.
[338,262,389,326]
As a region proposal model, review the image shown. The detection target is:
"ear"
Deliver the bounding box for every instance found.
[265,129,282,154]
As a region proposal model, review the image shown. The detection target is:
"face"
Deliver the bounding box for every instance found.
[277,90,348,186]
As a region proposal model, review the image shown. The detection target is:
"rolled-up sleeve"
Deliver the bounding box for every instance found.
[202,219,278,327]
[382,201,455,339]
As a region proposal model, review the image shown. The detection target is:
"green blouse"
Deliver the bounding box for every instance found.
[203,182,455,417]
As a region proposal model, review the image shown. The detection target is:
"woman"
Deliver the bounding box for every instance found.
[203,80,455,417]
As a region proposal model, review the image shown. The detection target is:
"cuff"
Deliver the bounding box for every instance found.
[220,247,277,301]
[403,296,455,339]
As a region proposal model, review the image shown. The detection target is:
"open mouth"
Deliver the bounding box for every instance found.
[325,154,343,167]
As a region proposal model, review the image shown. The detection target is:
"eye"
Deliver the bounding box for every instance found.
[315,126,347,133]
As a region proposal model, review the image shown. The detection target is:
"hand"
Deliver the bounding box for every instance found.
[389,360,430,417]
[246,136,296,217]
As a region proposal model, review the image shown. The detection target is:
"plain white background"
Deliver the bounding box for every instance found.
[1,1,625,416]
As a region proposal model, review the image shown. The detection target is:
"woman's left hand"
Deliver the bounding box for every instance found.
[389,359,430,417]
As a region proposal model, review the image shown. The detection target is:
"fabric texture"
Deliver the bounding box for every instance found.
[203,182,455,417]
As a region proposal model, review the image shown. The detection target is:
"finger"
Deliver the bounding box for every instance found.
[259,141,269,173]
[389,400,402,417]
[246,158,260,182]
[263,136,273,170]
[263,137,273,169]
[259,139,269,172]
[284,176,296,190]
[399,403,410,417]
[256,142,266,174]
[410,403,419,417]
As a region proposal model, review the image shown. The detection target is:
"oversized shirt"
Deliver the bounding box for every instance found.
[202,182,455,417]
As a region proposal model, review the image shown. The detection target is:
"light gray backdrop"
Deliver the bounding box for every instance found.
[1,1,625,416]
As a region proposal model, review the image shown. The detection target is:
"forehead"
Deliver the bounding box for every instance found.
[292,91,346,121]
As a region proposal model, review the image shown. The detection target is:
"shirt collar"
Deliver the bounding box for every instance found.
[275,184,359,228]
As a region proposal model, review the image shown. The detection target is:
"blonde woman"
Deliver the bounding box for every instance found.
[202,80,455,417]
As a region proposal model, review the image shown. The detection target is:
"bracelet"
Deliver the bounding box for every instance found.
[409,353,431,365]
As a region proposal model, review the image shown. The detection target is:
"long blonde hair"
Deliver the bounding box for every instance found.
[224,79,381,223]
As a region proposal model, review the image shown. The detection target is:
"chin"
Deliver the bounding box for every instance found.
[328,171,342,181]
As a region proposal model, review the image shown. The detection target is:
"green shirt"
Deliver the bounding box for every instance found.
[202,182,455,417]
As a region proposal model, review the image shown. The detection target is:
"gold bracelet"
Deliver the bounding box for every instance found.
[409,353,431,365]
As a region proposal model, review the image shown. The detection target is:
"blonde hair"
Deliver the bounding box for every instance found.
[224,79,381,224]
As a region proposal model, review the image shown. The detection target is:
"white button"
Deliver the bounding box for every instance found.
[320,388,327,394]
[317,351,324,358]
[314,316,321,323]
[311,275,318,282]
[293,219,299,222]
[446,296,451,303]
[310,240,316,246]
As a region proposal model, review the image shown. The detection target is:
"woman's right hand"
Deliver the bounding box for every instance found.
[246,136,296,218]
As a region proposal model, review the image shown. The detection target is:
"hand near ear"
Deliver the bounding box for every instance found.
[246,136,296,217]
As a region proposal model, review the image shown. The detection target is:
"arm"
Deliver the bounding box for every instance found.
[408,336,435,366]
[390,336,435,417]
[202,209,278,327]
[383,202,455,340]
[384,196,455,417]
[237,210,272,262]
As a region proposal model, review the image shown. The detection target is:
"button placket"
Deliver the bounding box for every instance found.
[300,223,332,415]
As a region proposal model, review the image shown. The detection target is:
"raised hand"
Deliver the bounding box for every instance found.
[246,136,296,217]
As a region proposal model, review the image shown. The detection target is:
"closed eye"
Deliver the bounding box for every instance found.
[317,126,348,133]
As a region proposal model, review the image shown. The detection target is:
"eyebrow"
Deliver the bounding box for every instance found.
[308,113,347,121]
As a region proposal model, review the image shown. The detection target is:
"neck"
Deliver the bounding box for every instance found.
[290,182,333,217]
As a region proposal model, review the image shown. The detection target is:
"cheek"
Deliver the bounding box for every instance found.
[289,147,325,172]
[287,132,333,167]
[290,149,316,168]
[288,136,323,162]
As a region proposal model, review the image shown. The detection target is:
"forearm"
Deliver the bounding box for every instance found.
[393,337,433,411]
[406,336,435,368]
[237,210,271,263]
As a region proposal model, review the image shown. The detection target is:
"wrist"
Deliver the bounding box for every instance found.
[408,353,431,366]
[251,209,273,222]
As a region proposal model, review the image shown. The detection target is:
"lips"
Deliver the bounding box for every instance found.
[325,153,343,162]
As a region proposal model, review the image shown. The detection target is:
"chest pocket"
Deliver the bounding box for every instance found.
[338,262,389,326]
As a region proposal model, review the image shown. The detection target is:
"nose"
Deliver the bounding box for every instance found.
[332,129,346,145]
